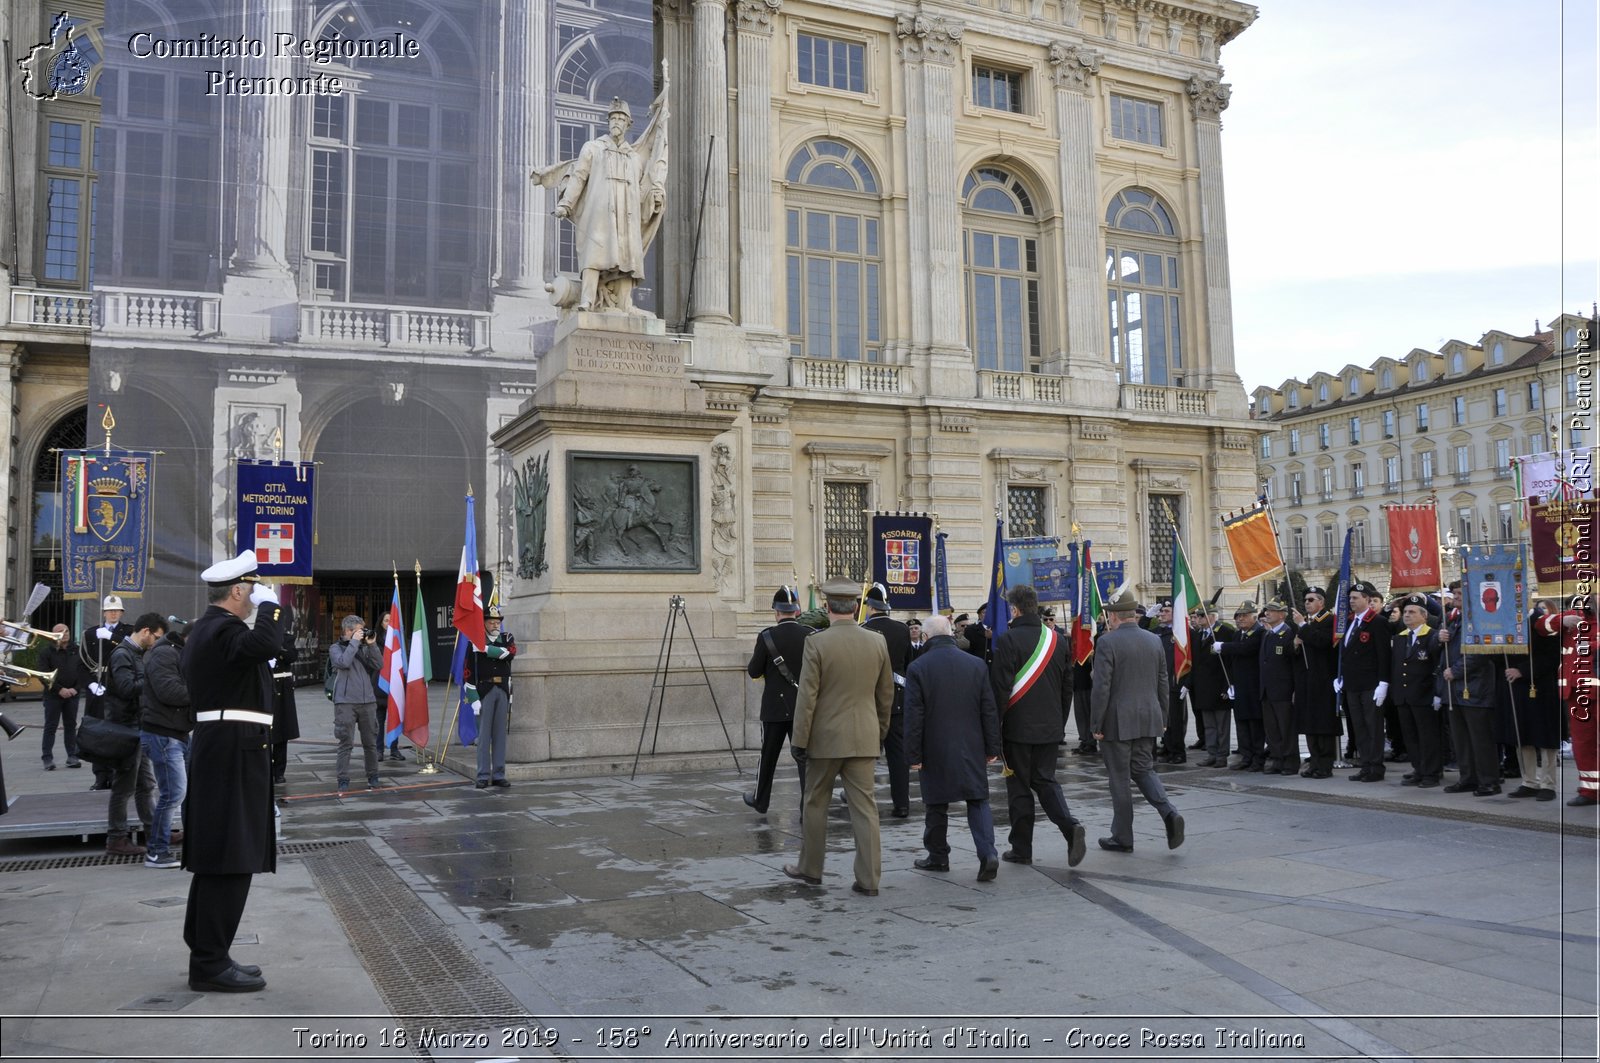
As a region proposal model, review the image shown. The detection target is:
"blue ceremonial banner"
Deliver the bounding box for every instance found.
[870,514,933,611]
[235,461,317,585]
[933,531,951,615]
[1461,543,1529,651]
[1031,542,1078,603]
[1004,536,1060,593]
[1095,559,1126,604]
[61,449,155,598]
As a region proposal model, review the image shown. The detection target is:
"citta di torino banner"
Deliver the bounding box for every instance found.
[60,450,155,598]
[1460,543,1530,652]
[235,461,317,585]
[870,514,933,611]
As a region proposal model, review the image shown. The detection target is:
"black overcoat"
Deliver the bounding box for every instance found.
[180,601,283,876]
[1190,621,1234,713]
[1220,625,1264,720]
[272,632,302,744]
[1257,622,1298,702]
[989,615,1073,744]
[1293,611,1339,735]
[861,614,912,712]
[905,637,1000,804]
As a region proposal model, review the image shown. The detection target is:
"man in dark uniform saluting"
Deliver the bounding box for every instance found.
[744,586,812,814]
[179,550,283,993]
[861,582,913,818]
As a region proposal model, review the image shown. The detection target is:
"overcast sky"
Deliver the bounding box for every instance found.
[1219,0,1597,391]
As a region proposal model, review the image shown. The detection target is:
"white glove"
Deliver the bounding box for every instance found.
[1210,643,1222,655]
[250,582,279,606]
[1432,696,1442,710]
[97,626,112,640]
[1333,677,1344,694]
[472,702,481,716]
[267,658,277,669]
[90,682,105,696]
[1178,687,1190,702]
[1226,685,1235,701]
[1374,681,1389,707]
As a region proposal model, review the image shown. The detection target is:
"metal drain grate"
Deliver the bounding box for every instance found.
[304,840,541,1061]
[0,839,354,873]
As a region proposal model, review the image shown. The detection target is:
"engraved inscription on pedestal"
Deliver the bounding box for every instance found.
[568,332,685,380]
[568,453,698,572]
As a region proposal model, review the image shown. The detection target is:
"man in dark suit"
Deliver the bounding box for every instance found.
[1219,603,1264,770]
[1257,600,1299,775]
[1390,594,1445,787]
[1293,587,1339,777]
[1191,604,1234,767]
[1090,588,1183,853]
[1338,580,1392,782]
[745,586,811,814]
[179,551,283,993]
[990,584,1084,868]
[861,583,913,817]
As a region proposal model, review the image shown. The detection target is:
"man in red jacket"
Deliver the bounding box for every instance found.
[1535,596,1597,806]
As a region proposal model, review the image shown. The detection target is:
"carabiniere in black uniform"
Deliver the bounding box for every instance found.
[861,583,913,818]
[744,586,813,814]
[179,550,284,993]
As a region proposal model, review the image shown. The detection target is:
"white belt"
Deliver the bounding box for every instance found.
[195,710,273,725]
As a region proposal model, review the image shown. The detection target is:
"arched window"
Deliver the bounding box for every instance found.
[784,140,882,361]
[1381,368,1394,389]
[962,166,1044,373]
[1450,351,1465,374]
[1105,188,1182,385]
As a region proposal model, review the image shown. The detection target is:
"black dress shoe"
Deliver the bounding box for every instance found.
[1506,785,1540,798]
[1097,837,1133,853]
[976,857,999,882]
[44,763,56,771]
[782,864,821,885]
[890,806,910,818]
[1000,849,1032,864]
[1164,812,1185,850]
[742,792,768,813]
[1308,770,1333,779]
[913,856,949,872]
[1442,782,1474,793]
[491,779,510,788]
[1347,770,1370,781]
[1066,823,1087,868]
[1415,778,1440,788]
[1400,776,1420,786]
[1474,785,1502,796]
[232,962,262,977]
[190,967,266,993]
[1568,793,1599,807]
[851,881,879,896]
[1537,789,1557,802]
[475,780,489,789]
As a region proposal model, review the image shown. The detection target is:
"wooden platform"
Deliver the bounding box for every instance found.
[0,790,107,841]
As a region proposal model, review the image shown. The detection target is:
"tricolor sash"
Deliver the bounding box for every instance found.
[1008,624,1059,707]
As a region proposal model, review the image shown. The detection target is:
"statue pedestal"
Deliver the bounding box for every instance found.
[488,313,745,767]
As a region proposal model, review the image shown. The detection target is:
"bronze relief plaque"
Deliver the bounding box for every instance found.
[567,453,699,572]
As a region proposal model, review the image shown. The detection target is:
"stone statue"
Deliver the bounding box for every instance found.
[533,63,670,315]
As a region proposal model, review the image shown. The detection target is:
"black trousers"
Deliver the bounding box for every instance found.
[1161,691,1187,755]
[1397,700,1444,781]
[1235,717,1265,766]
[1305,733,1337,773]
[1347,689,1386,775]
[1070,688,1094,748]
[185,873,253,980]
[1003,742,1077,857]
[1449,703,1501,788]
[751,720,805,811]
[1262,698,1298,767]
[881,710,909,812]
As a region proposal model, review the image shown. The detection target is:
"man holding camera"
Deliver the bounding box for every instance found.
[328,615,383,791]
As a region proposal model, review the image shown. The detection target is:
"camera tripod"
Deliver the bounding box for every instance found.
[633,595,742,780]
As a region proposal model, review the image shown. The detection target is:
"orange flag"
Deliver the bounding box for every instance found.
[1221,505,1284,584]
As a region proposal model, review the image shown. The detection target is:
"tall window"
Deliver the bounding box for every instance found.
[1289,471,1303,504]
[1382,409,1396,437]
[1455,444,1471,477]
[1291,526,1306,563]
[1109,94,1164,145]
[964,167,1042,372]
[797,33,866,93]
[1288,391,1300,408]
[1381,368,1394,389]
[785,140,882,361]
[1493,388,1508,416]
[1417,403,1430,431]
[1319,466,1334,499]
[1456,506,1474,542]
[972,64,1024,113]
[1261,435,1273,459]
[1318,423,1331,449]
[1415,362,1428,383]
[1289,429,1301,454]
[1385,455,1400,488]
[1351,519,1368,554]
[1106,188,1182,385]
[1497,502,1515,541]
[1348,377,1360,396]
[1492,341,1505,365]
[1419,450,1435,485]
[1349,416,1362,443]
[1320,523,1337,558]
[37,17,102,288]
[1318,383,1329,402]
[1453,396,1467,425]
[1451,352,1465,374]
[823,481,868,579]
[1351,462,1365,496]
[1529,380,1542,410]
[1007,485,1047,538]
[306,6,483,306]
[1147,494,1182,584]
[1494,437,1512,471]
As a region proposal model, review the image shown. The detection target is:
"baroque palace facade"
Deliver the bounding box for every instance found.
[1251,314,1597,591]
[2,0,1263,759]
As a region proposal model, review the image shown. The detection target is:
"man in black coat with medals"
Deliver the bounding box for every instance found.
[1190,603,1234,768]
[1390,594,1444,787]
[744,586,811,814]
[179,550,283,993]
[1218,602,1265,770]
[1292,587,1339,778]
[1338,580,1392,782]
[861,583,913,818]
[1257,600,1299,775]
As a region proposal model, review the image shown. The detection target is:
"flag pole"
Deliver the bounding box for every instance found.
[1255,492,1309,666]
[435,629,465,767]
[414,559,441,775]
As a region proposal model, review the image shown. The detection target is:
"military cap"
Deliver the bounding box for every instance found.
[1304,586,1327,600]
[607,96,632,120]
[953,613,970,624]
[1200,601,1220,615]
[1234,601,1258,617]
[486,605,504,620]
[1105,588,1140,614]
[102,594,125,611]
[771,585,800,611]
[864,582,890,609]
[819,576,861,599]
[1351,580,1380,598]
[200,550,260,587]
[1156,596,1173,608]
[1400,593,1430,610]
[1263,599,1289,614]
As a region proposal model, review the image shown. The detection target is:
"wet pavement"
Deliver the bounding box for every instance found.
[0,689,1597,1061]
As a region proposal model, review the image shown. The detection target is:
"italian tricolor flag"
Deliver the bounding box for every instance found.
[1071,542,1101,665]
[1171,530,1199,681]
[404,581,431,747]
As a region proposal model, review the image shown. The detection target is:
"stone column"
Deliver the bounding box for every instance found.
[229,0,294,276]
[659,0,694,325]
[689,0,733,325]
[1188,74,1246,418]
[0,344,22,614]
[896,11,968,397]
[734,0,781,334]
[496,0,551,293]
[1048,43,1117,408]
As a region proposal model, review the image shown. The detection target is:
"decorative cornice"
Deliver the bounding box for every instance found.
[498,380,538,398]
[1222,431,1252,451]
[1048,42,1103,92]
[939,410,975,433]
[1187,73,1231,119]
[226,366,285,385]
[1079,420,1113,441]
[735,0,781,35]
[895,10,964,66]
[803,440,893,458]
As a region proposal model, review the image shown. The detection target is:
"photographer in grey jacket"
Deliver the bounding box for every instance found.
[328,615,383,791]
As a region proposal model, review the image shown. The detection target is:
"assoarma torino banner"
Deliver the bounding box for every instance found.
[235,462,318,585]
[870,514,933,610]
[1386,503,1443,592]
[1528,497,1598,598]
[1461,543,1529,652]
[61,450,155,598]
[1031,549,1076,603]
[1004,536,1061,593]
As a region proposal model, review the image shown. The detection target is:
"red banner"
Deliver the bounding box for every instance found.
[1528,498,1598,598]
[1386,503,1443,591]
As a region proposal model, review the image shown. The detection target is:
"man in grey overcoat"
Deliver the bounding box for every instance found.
[1090,589,1185,853]
[905,616,1002,880]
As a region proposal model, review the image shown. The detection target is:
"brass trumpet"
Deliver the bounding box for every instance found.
[0,663,56,687]
[0,621,64,649]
